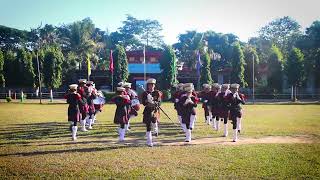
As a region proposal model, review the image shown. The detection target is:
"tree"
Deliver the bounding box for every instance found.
[112,45,128,87]
[43,46,63,89]
[0,25,29,51]
[304,21,320,88]
[267,45,284,92]
[118,15,164,49]
[173,31,205,69]
[200,51,213,85]
[61,51,78,85]
[159,45,178,89]
[16,49,35,87]
[0,50,4,87]
[3,50,18,87]
[230,42,246,87]
[286,48,305,101]
[258,16,302,54]
[243,46,259,88]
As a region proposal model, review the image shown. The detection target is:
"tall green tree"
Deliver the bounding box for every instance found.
[16,49,35,87]
[112,45,128,87]
[200,51,213,85]
[243,46,259,88]
[62,51,78,85]
[286,48,305,89]
[258,16,302,55]
[0,50,5,87]
[118,15,164,49]
[267,45,284,92]
[159,45,178,89]
[230,42,246,87]
[43,46,63,89]
[3,50,18,87]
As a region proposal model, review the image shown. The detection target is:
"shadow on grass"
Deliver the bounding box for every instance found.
[0,121,185,147]
[0,144,144,157]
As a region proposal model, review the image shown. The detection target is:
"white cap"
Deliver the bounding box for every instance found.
[69,84,78,90]
[230,83,240,89]
[78,79,87,84]
[86,81,94,85]
[123,82,132,88]
[212,83,221,89]
[184,86,194,92]
[116,87,125,92]
[222,84,230,89]
[202,84,211,89]
[146,78,156,84]
[118,81,124,87]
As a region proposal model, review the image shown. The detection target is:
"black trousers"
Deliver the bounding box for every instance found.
[145,121,152,131]
[119,123,125,129]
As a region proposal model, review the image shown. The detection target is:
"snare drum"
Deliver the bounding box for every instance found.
[131,98,140,111]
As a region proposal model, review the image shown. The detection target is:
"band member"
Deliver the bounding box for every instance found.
[179,83,199,142]
[141,78,162,147]
[86,81,97,129]
[64,84,82,141]
[123,82,140,131]
[172,83,185,132]
[111,87,131,142]
[210,83,221,130]
[77,79,89,132]
[229,84,245,142]
[217,84,232,137]
[199,84,212,125]
[93,90,105,123]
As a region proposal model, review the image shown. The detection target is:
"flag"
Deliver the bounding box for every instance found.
[109,50,114,73]
[87,55,91,77]
[196,50,201,77]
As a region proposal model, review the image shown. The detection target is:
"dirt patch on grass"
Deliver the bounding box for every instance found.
[155,135,317,146]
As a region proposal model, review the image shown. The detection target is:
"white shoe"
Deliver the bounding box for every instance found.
[237,118,242,133]
[185,129,192,142]
[153,122,159,136]
[119,128,125,142]
[206,116,211,125]
[146,131,153,147]
[80,120,88,132]
[88,119,93,129]
[212,117,217,130]
[181,123,187,133]
[72,126,78,141]
[216,120,220,131]
[190,115,196,130]
[223,123,228,137]
[233,129,238,142]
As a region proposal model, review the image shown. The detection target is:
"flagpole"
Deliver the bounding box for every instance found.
[143,46,146,87]
[110,50,114,92]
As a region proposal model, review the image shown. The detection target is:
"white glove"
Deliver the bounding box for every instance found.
[175,98,179,103]
[147,94,154,104]
[204,100,208,103]
[184,98,193,105]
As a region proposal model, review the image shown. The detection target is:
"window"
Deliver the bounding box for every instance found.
[150,57,157,62]
[129,57,135,62]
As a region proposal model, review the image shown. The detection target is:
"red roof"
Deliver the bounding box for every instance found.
[126,50,162,59]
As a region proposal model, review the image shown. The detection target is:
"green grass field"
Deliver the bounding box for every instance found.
[0,102,319,179]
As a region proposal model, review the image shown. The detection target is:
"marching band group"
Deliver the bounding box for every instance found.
[64,78,245,147]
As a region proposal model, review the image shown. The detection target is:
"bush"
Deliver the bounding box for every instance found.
[6,97,12,103]
[101,92,116,103]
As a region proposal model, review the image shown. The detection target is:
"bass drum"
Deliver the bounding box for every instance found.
[131,98,140,111]
[93,97,105,105]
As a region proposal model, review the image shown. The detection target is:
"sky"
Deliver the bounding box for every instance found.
[0,0,319,44]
